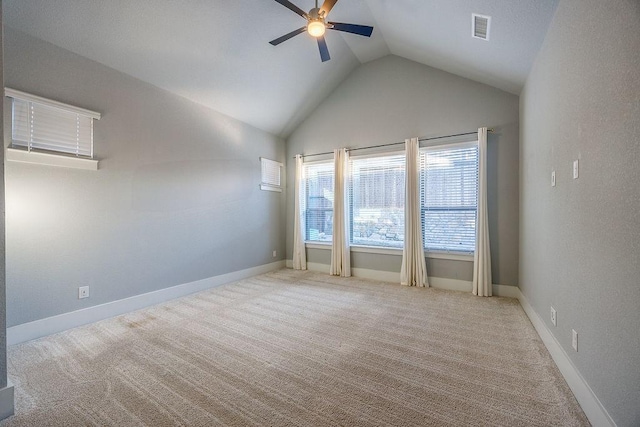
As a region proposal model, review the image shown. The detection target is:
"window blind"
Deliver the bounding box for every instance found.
[349,153,405,248]
[304,161,334,242]
[8,89,99,158]
[260,158,283,192]
[420,142,478,253]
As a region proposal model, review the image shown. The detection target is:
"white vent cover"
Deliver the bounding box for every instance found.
[472,14,491,40]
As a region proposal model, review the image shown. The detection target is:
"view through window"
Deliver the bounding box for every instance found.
[420,142,478,253]
[304,162,334,242]
[349,153,406,248]
[301,141,478,254]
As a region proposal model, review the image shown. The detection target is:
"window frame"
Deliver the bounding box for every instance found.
[420,140,479,255]
[300,141,480,262]
[302,158,335,244]
[260,157,283,192]
[348,149,406,250]
[5,88,101,170]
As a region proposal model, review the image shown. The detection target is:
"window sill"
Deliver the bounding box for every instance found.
[305,242,331,250]
[260,184,282,192]
[351,245,402,256]
[6,148,99,170]
[304,242,473,261]
[425,251,474,262]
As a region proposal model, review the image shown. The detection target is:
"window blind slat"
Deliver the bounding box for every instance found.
[261,158,282,188]
[10,97,94,158]
[349,153,405,248]
[304,162,334,242]
[420,144,478,253]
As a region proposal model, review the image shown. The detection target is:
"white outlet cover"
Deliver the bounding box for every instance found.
[78,286,90,299]
[551,170,556,187]
[550,306,557,326]
[572,329,578,351]
[573,160,579,179]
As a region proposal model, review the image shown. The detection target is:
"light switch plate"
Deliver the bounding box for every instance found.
[573,160,579,179]
[551,170,556,187]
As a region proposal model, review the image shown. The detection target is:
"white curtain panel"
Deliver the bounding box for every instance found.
[400,138,428,287]
[330,148,351,277]
[292,155,307,270]
[473,127,492,296]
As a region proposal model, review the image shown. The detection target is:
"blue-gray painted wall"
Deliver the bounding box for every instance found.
[3,28,286,326]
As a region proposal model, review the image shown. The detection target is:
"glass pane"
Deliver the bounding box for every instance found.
[423,209,477,252]
[420,144,478,252]
[305,162,334,242]
[350,153,405,248]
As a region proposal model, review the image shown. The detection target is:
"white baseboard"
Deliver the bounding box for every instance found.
[7,261,286,346]
[430,277,470,292]
[285,260,518,296]
[517,290,615,427]
[286,260,613,425]
[0,381,14,421]
[493,283,521,298]
[7,258,614,425]
[351,266,400,283]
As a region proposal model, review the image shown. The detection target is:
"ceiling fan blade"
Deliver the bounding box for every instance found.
[317,36,331,62]
[319,0,338,17]
[273,0,308,19]
[328,22,374,37]
[269,27,307,46]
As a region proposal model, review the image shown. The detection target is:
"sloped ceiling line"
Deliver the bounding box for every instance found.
[3,0,559,137]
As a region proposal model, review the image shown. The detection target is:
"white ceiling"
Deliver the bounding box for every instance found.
[3,0,558,137]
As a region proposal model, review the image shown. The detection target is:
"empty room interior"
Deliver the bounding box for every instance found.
[0,0,637,426]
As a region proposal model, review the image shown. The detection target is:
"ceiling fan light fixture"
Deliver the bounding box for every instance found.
[307,20,326,37]
[269,0,373,62]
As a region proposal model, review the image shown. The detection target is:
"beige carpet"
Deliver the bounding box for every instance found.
[2,269,589,426]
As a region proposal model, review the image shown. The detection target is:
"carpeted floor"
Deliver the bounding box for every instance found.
[2,269,589,426]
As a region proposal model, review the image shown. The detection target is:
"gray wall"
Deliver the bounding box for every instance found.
[0,0,7,389]
[286,55,520,286]
[3,28,286,327]
[519,0,640,425]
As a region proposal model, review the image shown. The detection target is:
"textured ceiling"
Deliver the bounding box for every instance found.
[3,0,558,137]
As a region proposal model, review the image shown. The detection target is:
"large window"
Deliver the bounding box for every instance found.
[304,161,334,242]
[420,142,478,253]
[7,88,100,158]
[349,153,405,248]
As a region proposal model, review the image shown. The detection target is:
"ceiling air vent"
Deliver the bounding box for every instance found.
[472,13,491,40]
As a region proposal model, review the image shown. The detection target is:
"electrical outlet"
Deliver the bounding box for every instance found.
[78,286,90,299]
[551,170,556,187]
[573,160,579,179]
[572,329,578,351]
[272,250,277,258]
[550,306,557,326]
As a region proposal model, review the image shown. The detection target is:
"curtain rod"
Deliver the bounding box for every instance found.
[295,129,494,159]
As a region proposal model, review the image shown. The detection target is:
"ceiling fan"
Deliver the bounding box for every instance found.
[269,0,374,62]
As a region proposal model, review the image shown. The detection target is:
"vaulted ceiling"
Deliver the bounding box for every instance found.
[3,0,558,137]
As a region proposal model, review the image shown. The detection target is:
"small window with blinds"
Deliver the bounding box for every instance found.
[260,158,283,192]
[420,142,478,253]
[7,88,100,159]
[304,161,334,242]
[349,152,405,248]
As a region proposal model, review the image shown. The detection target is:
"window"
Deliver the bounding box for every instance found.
[420,142,478,253]
[349,152,405,248]
[260,157,283,192]
[304,161,334,242]
[7,88,100,158]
